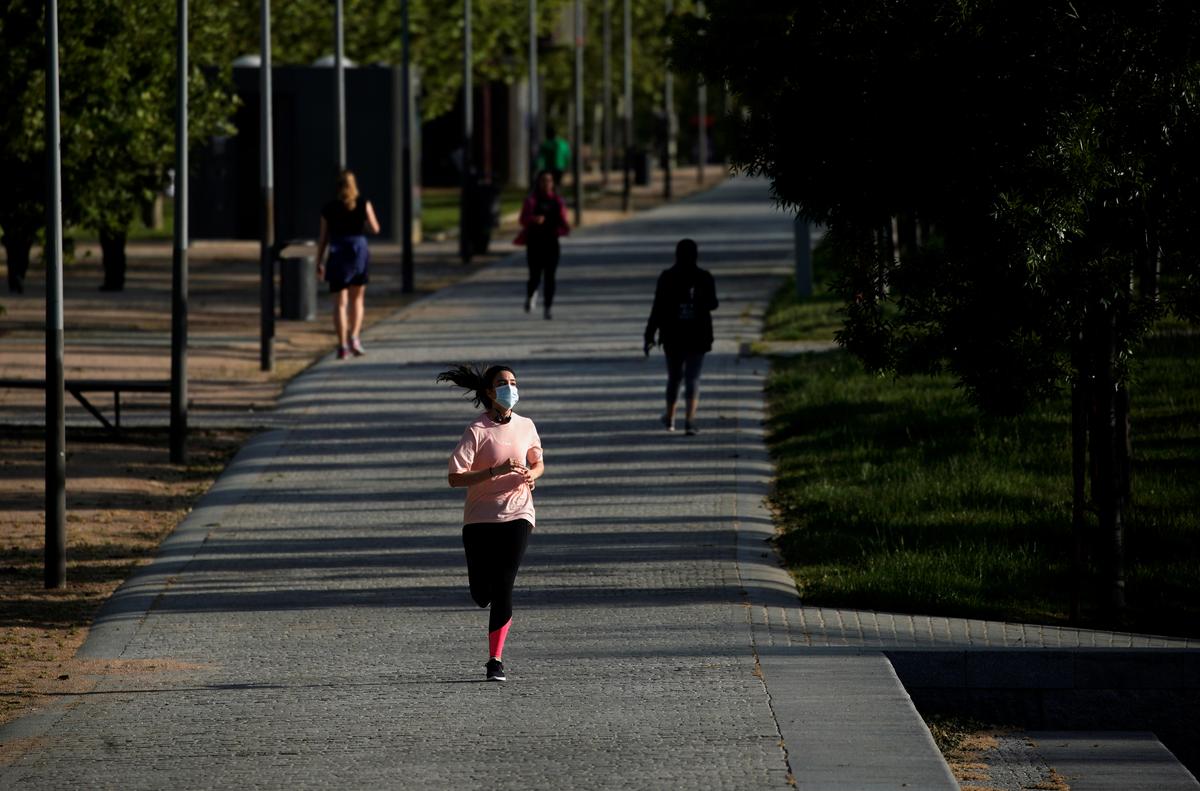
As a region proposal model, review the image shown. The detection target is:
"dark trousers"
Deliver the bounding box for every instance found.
[462,519,533,632]
[526,239,560,308]
[665,350,706,405]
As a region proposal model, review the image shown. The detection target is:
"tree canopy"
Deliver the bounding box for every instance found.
[0,0,240,284]
[672,0,1200,613]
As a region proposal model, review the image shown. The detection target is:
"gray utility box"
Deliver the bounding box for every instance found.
[279,241,318,321]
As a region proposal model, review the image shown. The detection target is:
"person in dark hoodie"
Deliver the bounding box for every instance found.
[643,238,719,435]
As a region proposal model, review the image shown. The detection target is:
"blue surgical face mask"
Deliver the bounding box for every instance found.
[493,384,519,410]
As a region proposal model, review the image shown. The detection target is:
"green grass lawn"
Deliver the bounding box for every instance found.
[761,241,845,342]
[763,251,1200,636]
[421,185,530,235]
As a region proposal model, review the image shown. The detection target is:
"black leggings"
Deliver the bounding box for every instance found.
[462,519,532,632]
[526,240,560,308]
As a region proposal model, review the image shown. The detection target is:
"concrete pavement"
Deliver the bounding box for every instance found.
[1,178,1194,789]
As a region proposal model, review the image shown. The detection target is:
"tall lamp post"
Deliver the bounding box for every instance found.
[400,0,414,293]
[171,0,191,455]
[572,0,584,226]
[460,0,473,262]
[663,0,673,200]
[44,0,66,589]
[528,0,538,188]
[696,1,706,183]
[602,0,612,187]
[334,0,346,170]
[622,0,632,212]
[259,0,275,372]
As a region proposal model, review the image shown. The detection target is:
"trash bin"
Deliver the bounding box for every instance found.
[633,150,656,186]
[278,241,317,321]
[465,177,500,256]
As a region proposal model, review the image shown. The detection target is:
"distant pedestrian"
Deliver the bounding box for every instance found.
[514,170,570,320]
[534,125,571,188]
[438,363,545,682]
[316,170,380,360]
[644,238,719,435]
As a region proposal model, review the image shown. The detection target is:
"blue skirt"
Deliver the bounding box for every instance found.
[325,234,370,288]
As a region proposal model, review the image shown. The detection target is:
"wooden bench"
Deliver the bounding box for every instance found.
[0,378,172,430]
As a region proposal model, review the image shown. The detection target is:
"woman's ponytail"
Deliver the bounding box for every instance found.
[437,363,514,409]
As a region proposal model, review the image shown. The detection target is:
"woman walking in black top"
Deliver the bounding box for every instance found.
[644,238,719,435]
[317,170,380,359]
[514,170,570,320]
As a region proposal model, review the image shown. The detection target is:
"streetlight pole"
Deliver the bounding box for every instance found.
[171,0,191,457]
[260,0,275,372]
[460,0,473,262]
[44,0,66,589]
[528,0,538,188]
[697,78,706,183]
[400,0,414,293]
[696,1,706,183]
[573,0,584,226]
[622,0,632,212]
[602,0,612,188]
[663,0,674,201]
[334,0,346,171]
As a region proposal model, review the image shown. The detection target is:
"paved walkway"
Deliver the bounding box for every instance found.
[1,179,1194,789]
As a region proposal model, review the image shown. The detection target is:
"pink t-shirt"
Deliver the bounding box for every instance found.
[448,412,543,526]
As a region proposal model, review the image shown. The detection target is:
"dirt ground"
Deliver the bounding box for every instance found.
[0,167,728,726]
[927,718,1071,791]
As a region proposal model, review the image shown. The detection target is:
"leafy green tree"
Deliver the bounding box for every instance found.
[0,0,240,292]
[81,1,240,289]
[673,0,1200,617]
[229,0,570,120]
[1,1,75,293]
[225,0,692,148]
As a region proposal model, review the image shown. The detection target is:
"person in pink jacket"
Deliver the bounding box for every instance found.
[514,171,570,320]
[438,363,545,682]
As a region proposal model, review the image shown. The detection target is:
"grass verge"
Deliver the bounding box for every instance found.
[421,185,530,235]
[762,251,1199,636]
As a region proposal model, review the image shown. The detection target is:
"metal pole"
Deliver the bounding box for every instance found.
[696,1,706,183]
[602,0,612,187]
[622,0,632,212]
[528,0,538,188]
[170,0,190,460]
[572,0,584,227]
[663,0,673,200]
[697,79,706,183]
[400,0,414,293]
[460,0,473,262]
[335,0,346,171]
[260,0,275,372]
[794,215,812,298]
[44,0,66,589]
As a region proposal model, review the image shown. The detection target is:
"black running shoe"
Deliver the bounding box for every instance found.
[685,421,698,436]
[485,658,506,682]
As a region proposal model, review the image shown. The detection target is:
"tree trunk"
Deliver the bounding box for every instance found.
[1070,333,1088,623]
[99,227,128,291]
[1139,214,1160,302]
[2,232,33,294]
[1086,307,1126,614]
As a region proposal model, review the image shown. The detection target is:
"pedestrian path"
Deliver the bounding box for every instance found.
[1,178,1194,789]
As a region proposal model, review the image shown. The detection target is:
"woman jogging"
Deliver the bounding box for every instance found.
[317,170,380,359]
[439,364,544,682]
[644,238,719,435]
[514,170,570,320]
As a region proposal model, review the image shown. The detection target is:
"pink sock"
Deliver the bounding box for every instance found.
[488,618,512,659]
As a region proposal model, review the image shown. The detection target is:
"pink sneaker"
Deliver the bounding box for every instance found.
[350,337,366,356]
[337,346,350,360]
